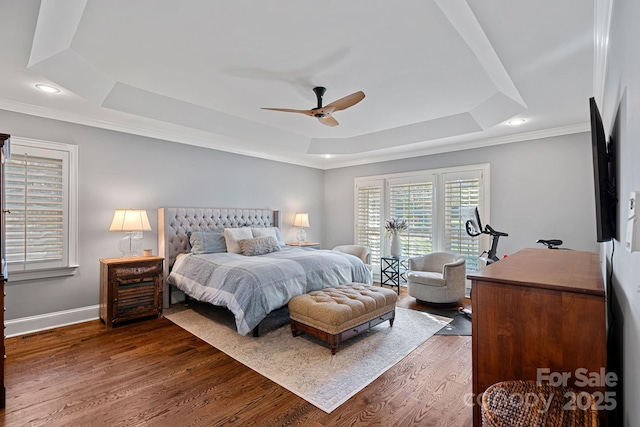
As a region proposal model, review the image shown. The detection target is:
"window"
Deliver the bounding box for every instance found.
[443,171,483,272]
[355,164,489,276]
[388,175,435,257]
[355,179,383,263]
[5,137,78,280]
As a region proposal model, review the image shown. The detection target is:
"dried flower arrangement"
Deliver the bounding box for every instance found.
[384,218,408,236]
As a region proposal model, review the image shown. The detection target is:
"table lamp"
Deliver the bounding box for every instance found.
[109,209,152,257]
[292,212,310,244]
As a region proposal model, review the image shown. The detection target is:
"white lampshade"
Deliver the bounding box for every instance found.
[109,209,152,232]
[292,212,310,228]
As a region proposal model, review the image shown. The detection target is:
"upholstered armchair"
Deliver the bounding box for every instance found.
[407,252,466,304]
[332,245,373,271]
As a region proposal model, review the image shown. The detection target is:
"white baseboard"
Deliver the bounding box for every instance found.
[5,305,100,338]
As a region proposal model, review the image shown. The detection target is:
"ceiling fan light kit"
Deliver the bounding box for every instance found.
[262,86,365,127]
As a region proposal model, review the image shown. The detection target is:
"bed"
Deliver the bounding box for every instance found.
[158,207,373,335]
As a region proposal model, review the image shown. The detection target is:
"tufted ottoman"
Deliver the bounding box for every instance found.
[289,283,397,354]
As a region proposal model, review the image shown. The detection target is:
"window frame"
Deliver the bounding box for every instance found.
[6,137,79,281]
[354,164,490,278]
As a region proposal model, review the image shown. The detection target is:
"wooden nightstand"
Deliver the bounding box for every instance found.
[99,256,164,329]
[286,242,321,249]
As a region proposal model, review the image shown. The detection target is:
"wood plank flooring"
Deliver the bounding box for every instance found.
[1,288,473,427]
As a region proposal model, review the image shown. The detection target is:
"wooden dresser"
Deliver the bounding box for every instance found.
[99,256,164,329]
[0,133,8,409]
[467,248,606,426]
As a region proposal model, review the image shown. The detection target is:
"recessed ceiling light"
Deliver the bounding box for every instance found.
[35,84,61,94]
[322,154,334,159]
[507,118,526,126]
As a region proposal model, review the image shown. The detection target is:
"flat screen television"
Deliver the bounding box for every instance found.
[589,97,616,242]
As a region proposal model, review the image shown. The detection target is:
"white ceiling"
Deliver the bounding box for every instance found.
[0,0,594,169]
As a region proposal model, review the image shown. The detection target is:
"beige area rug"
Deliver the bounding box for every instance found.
[165,302,451,413]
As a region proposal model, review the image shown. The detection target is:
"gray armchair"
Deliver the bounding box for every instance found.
[332,245,372,271]
[407,252,466,304]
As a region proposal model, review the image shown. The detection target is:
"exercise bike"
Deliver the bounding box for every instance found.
[463,207,509,265]
[458,207,509,319]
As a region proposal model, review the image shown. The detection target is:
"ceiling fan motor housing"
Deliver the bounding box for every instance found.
[313,86,326,109]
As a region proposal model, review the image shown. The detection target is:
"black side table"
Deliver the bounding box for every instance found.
[380,256,409,294]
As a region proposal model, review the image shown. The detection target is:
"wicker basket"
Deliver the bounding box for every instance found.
[481,380,599,427]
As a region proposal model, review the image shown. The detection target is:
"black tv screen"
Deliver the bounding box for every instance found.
[589,97,615,242]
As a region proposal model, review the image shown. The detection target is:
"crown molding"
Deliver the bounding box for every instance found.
[323,123,590,170]
[0,98,588,171]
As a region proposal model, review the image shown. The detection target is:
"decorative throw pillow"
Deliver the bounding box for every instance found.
[188,230,226,254]
[223,227,253,254]
[238,236,281,256]
[251,227,286,246]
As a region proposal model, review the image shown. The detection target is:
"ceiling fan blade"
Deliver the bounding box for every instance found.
[324,91,365,112]
[318,116,339,127]
[261,107,314,117]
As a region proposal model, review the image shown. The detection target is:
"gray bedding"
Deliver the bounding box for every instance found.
[167,247,373,335]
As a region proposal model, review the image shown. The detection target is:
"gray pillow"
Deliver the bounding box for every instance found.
[252,226,286,247]
[238,236,281,256]
[189,230,227,254]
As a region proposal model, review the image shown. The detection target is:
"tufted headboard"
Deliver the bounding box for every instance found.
[158,207,280,307]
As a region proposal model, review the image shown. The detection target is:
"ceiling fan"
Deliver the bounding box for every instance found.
[261,86,365,127]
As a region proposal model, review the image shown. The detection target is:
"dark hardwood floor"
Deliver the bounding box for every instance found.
[1,288,473,427]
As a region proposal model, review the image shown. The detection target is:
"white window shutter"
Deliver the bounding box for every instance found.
[6,152,66,267]
[443,170,482,272]
[389,180,434,258]
[355,180,382,262]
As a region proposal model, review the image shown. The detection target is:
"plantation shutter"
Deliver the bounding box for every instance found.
[355,180,383,262]
[354,165,488,283]
[443,170,482,272]
[388,178,434,258]
[5,147,68,270]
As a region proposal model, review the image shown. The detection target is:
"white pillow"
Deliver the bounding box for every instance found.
[223,227,253,254]
[252,227,285,246]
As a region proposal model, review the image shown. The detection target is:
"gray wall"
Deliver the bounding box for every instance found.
[0,109,324,321]
[602,0,640,424]
[5,109,598,327]
[324,132,598,256]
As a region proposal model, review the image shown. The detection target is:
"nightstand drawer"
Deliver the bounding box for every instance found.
[111,262,161,279]
[116,279,157,318]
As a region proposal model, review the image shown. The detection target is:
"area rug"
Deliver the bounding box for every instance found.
[165,302,451,413]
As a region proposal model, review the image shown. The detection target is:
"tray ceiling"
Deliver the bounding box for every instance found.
[0,0,594,168]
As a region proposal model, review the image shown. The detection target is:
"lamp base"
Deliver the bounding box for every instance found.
[118,233,142,257]
[296,228,307,244]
